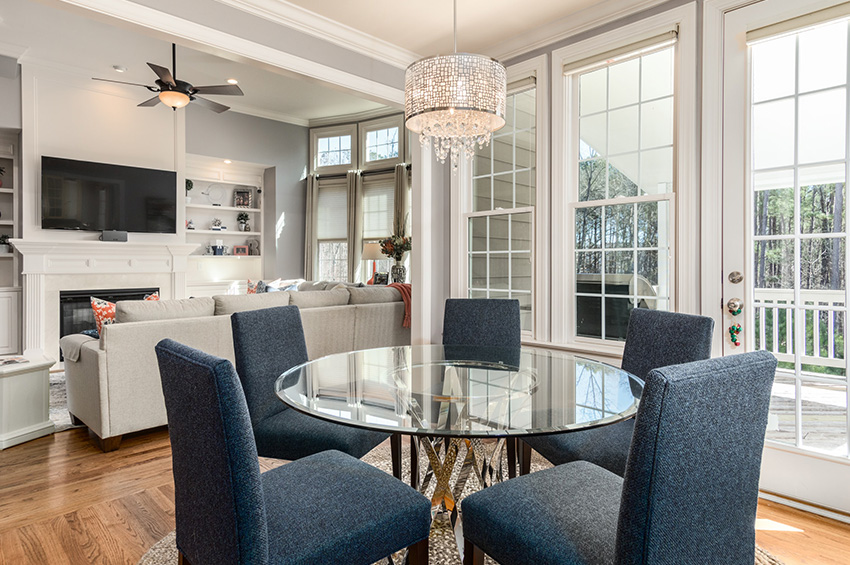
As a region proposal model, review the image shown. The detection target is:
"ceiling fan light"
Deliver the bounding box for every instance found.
[159,90,190,109]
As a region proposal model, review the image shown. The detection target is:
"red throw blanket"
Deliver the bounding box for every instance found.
[388,283,412,328]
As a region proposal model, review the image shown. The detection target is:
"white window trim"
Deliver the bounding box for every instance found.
[451,54,550,341]
[310,124,357,175]
[358,114,405,171]
[550,3,698,357]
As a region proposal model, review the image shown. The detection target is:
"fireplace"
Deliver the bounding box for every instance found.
[59,287,159,360]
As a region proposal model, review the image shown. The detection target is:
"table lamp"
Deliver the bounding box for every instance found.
[362,243,384,284]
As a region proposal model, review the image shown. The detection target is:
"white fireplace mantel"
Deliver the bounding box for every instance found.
[11,240,200,358]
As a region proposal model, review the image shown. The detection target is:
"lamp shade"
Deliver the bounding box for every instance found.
[362,242,385,261]
[159,90,190,109]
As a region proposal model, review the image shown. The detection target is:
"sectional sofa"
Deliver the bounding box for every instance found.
[59,284,409,451]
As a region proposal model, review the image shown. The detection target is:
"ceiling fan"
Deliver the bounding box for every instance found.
[92,44,244,113]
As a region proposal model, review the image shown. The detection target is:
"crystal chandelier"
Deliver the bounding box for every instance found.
[404,0,507,166]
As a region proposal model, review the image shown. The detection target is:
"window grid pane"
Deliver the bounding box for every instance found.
[365,127,399,162]
[469,87,536,332]
[573,44,675,342]
[317,135,352,167]
[318,241,348,282]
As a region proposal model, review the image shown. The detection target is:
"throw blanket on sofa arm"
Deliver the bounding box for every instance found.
[388,283,412,328]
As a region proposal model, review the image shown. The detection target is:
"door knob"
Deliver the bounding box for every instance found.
[727,298,743,316]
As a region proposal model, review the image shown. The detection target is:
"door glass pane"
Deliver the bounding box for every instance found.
[752,99,795,169]
[752,35,796,103]
[800,381,848,457]
[754,188,795,237]
[766,374,797,446]
[799,164,846,234]
[753,239,795,289]
[798,88,846,165]
[798,22,847,94]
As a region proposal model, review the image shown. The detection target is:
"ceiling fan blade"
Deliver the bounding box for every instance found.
[138,96,161,107]
[92,77,156,89]
[192,96,230,113]
[147,62,176,87]
[192,84,244,96]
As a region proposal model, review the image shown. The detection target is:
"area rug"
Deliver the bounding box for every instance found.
[49,371,84,432]
[138,441,786,565]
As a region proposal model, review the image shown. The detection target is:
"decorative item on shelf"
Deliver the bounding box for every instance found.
[185,179,193,203]
[203,183,225,206]
[729,323,742,347]
[236,212,250,231]
[404,0,506,168]
[247,237,260,256]
[210,217,223,231]
[380,225,412,284]
[0,234,10,254]
[234,187,253,208]
[373,272,389,285]
[208,239,227,256]
[186,219,195,230]
[233,245,249,256]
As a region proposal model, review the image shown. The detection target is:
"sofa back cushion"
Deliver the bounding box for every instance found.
[290,287,350,309]
[116,297,215,323]
[213,292,292,316]
[299,305,356,359]
[296,280,330,292]
[348,286,403,305]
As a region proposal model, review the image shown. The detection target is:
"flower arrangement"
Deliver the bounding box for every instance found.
[380,231,412,262]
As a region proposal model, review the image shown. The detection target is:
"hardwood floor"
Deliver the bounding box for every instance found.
[0,428,848,564]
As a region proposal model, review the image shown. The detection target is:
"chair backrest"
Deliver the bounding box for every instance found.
[442,298,521,347]
[155,339,269,565]
[621,308,715,381]
[231,305,310,425]
[615,350,777,565]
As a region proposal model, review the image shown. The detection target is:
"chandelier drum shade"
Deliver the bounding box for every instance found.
[404,53,507,165]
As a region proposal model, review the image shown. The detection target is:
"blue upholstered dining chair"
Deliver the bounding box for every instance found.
[461,350,777,565]
[230,305,390,461]
[522,308,715,476]
[442,298,521,348]
[155,339,431,565]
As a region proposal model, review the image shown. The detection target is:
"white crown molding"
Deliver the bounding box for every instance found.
[55,0,404,106]
[486,0,671,62]
[308,106,400,129]
[0,40,29,61]
[213,0,422,70]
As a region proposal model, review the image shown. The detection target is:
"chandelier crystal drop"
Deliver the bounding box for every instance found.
[404,1,507,167]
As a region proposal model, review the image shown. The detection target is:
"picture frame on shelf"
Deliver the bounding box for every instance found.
[233,188,253,208]
[373,272,389,285]
[233,245,249,256]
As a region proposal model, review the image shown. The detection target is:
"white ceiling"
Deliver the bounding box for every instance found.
[0,1,388,125]
[282,0,609,55]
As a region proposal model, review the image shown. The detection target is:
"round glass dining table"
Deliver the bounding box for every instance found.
[276,344,643,536]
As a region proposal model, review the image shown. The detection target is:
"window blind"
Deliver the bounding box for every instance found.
[316,179,348,240]
[362,173,395,239]
[747,2,850,44]
[562,30,678,75]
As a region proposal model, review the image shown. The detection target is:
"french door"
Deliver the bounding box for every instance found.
[720,0,850,513]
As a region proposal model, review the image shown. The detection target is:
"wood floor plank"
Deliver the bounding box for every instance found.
[1,426,849,564]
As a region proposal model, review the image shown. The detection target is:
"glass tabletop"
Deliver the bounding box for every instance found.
[275,344,643,438]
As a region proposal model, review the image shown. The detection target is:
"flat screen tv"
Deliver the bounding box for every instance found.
[41,156,177,234]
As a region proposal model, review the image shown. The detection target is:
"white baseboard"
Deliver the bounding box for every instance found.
[759,491,850,525]
[0,420,55,450]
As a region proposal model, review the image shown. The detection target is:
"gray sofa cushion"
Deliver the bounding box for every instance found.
[290,287,350,309]
[213,292,292,316]
[297,280,330,292]
[348,286,403,304]
[116,297,215,323]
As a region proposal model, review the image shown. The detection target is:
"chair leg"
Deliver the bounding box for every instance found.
[391,433,403,481]
[463,539,484,565]
[407,537,429,564]
[506,437,516,479]
[410,435,419,490]
[518,439,532,476]
[178,552,192,565]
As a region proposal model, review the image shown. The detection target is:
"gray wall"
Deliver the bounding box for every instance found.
[186,105,309,278]
[0,74,22,130]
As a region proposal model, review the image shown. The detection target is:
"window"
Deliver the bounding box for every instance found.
[570,43,675,341]
[468,87,537,331]
[362,173,396,277]
[316,178,348,281]
[311,125,357,175]
[749,19,849,457]
[365,128,399,162]
[317,135,352,168]
[359,115,405,171]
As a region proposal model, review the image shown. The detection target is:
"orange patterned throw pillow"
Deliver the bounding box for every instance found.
[91,296,117,334]
[91,292,161,334]
[247,279,258,294]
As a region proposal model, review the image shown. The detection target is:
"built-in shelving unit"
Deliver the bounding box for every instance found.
[0,132,21,354]
[184,154,269,294]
